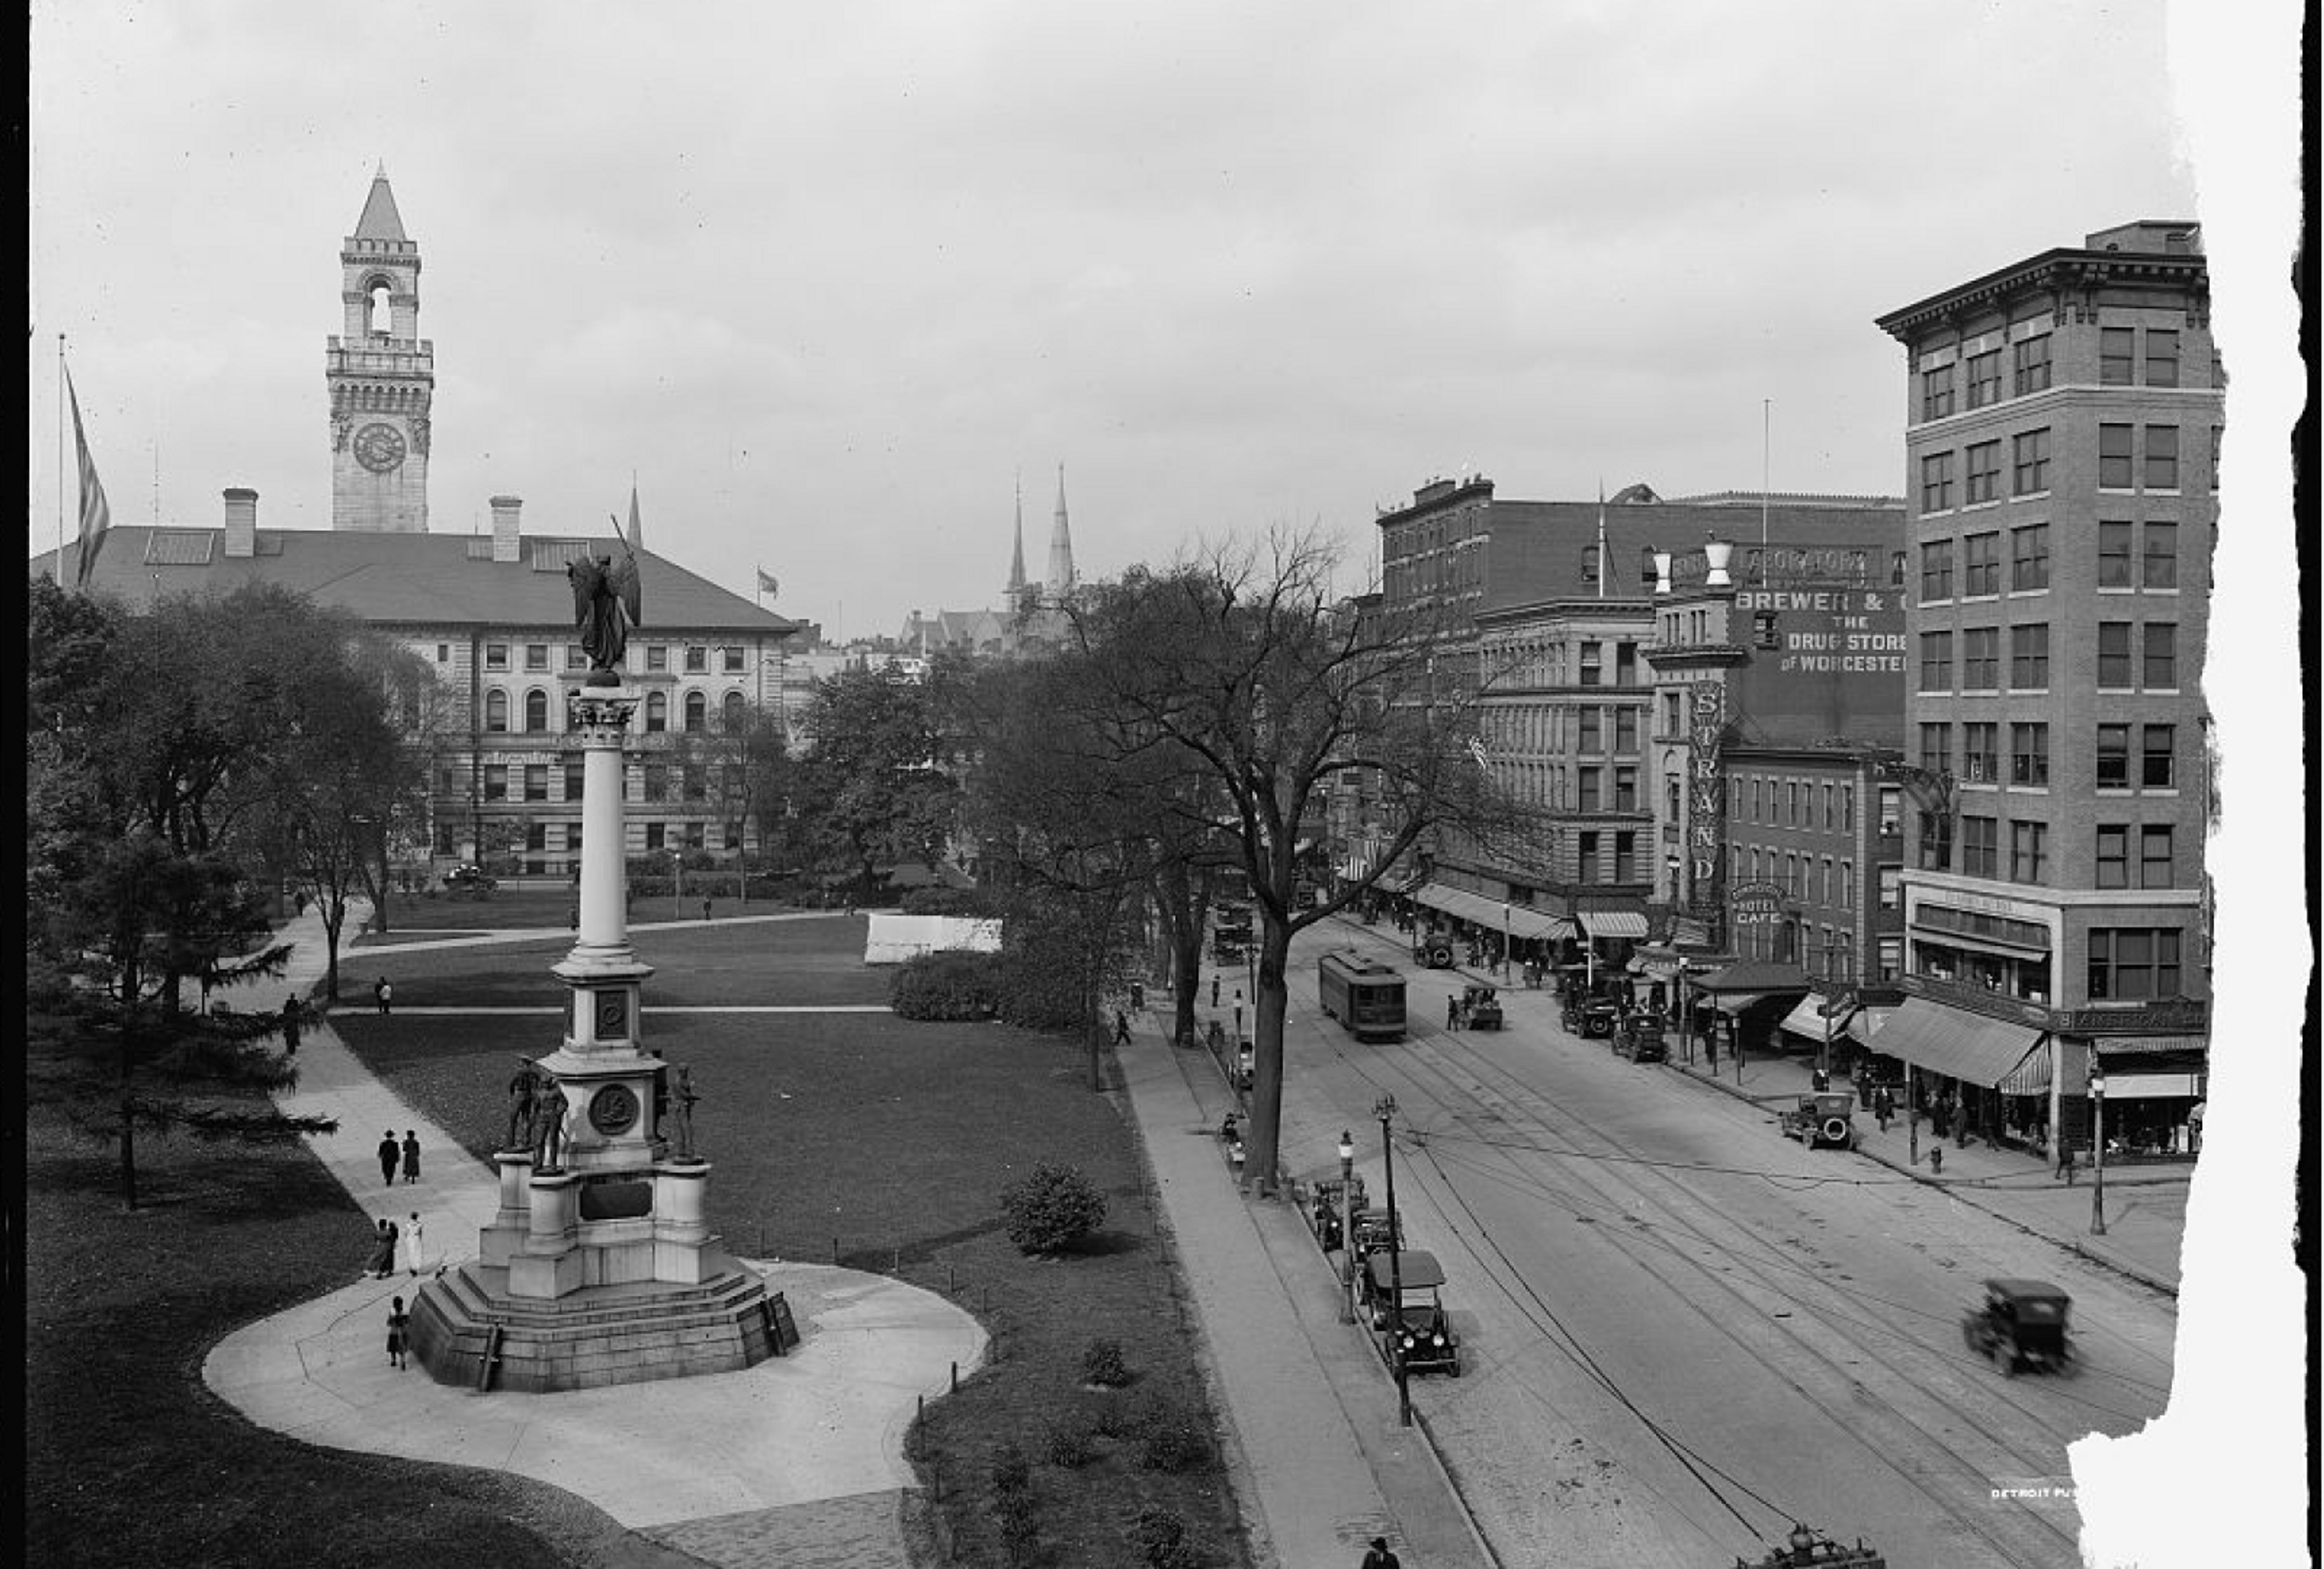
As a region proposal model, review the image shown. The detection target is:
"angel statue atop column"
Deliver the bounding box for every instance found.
[566,516,644,679]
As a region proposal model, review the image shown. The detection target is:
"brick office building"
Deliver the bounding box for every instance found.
[1871,219,2217,1158]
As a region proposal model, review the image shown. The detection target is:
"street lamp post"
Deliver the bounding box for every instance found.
[1338,1130,1356,1324]
[671,850,683,921]
[2089,1071,2108,1235]
[1374,1093,1410,1429]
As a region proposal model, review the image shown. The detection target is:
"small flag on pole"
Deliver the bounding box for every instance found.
[68,367,112,590]
[755,568,780,599]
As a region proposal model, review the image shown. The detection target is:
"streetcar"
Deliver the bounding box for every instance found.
[1318,951,1408,1041]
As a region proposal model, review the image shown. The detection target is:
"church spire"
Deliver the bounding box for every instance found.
[1045,463,1076,601]
[1006,470,1028,604]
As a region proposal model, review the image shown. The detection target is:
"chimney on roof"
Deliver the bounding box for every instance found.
[223,488,258,558]
[490,496,524,564]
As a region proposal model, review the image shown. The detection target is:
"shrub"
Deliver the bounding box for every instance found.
[1042,1413,1098,1469]
[891,950,1003,1021]
[989,1439,1032,1495]
[1134,1393,1215,1474]
[1081,1392,1136,1440]
[999,1160,1108,1254]
[901,886,999,918]
[1129,1504,1200,1569]
[1080,1338,1132,1388]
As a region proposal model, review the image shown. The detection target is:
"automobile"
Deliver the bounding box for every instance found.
[442,863,498,895]
[1961,1277,2075,1377]
[1779,1091,1859,1150]
[1411,935,1456,969]
[1347,1207,1404,1265]
[1563,997,1620,1038]
[1460,983,1504,1030]
[1613,1013,1667,1062]
[1310,1176,1369,1251]
[1362,1249,1460,1377]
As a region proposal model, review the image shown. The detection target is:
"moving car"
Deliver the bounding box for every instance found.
[442,863,498,895]
[1362,1249,1460,1377]
[1779,1091,1859,1149]
[1961,1278,2075,1376]
[1460,983,1503,1030]
[1411,935,1456,969]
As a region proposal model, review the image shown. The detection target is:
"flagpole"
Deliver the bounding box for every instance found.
[56,335,67,586]
[1595,478,1607,601]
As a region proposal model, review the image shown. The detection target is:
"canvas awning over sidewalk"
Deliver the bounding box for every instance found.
[1411,884,1576,942]
[1859,996,2047,1090]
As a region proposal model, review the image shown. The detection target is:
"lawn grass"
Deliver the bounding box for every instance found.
[128,910,1252,1568]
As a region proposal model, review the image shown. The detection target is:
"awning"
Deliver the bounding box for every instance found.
[1695,959,1811,995]
[1574,909,1649,940]
[1411,884,1574,941]
[2090,1035,2210,1054]
[1860,996,2046,1090]
[1777,994,1853,1043]
[1711,993,1767,1015]
[1998,1047,2052,1097]
[1845,1007,1896,1045]
[2101,1071,2205,1099]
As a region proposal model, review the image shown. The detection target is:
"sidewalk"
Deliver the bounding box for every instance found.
[199,897,987,1569]
[1116,1018,1496,1569]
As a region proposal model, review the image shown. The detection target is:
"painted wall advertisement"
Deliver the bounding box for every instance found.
[1689,683,1725,926]
[1732,585,1909,744]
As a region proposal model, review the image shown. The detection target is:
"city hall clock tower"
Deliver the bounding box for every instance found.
[327,166,433,531]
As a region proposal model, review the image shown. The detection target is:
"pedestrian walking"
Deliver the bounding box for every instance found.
[401,1130,421,1185]
[363,1219,396,1279]
[1447,994,1460,1029]
[386,1297,410,1370]
[1361,1537,1403,1569]
[280,995,302,1056]
[2056,1142,2076,1185]
[377,1131,401,1188]
[374,976,393,1015]
[1872,1085,1893,1133]
[1210,976,1220,1008]
[701,896,712,921]
[1113,1010,1132,1045]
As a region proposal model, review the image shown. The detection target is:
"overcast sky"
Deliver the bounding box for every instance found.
[21,0,2256,640]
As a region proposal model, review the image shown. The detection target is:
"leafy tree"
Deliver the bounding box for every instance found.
[791,662,959,901]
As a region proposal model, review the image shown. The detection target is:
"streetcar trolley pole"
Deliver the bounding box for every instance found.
[1374,1093,1409,1428]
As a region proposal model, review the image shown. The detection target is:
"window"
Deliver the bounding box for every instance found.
[2097,623,2133,688]
[1841,785,1854,831]
[1965,441,2001,504]
[1839,860,1853,907]
[1920,540,1954,601]
[525,643,549,672]
[1578,706,1602,752]
[2142,522,2178,589]
[1918,811,1951,871]
[683,691,707,732]
[2011,428,2050,495]
[2096,725,2130,788]
[485,689,509,732]
[1580,545,1600,586]
[485,643,509,672]
[566,645,588,669]
[1966,349,2001,407]
[2100,326,2136,384]
[1920,452,1955,512]
[1961,815,1998,878]
[1614,765,1638,811]
[2099,424,2135,488]
[1963,533,2000,596]
[2096,825,2130,889]
[1614,831,1636,882]
[723,646,746,674]
[722,690,747,728]
[1963,722,1998,783]
[564,761,585,800]
[685,646,707,673]
[2009,821,2046,884]
[644,763,668,802]
[1919,631,1954,691]
[2211,427,2224,492]
[525,821,548,854]
[1751,778,1763,821]
[2142,725,2175,788]
[2145,329,2180,387]
[1821,783,1834,830]
[2087,929,2181,1001]
[1784,853,1799,898]
[647,645,668,672]
[436,643,450,662]
[2010,525,2049,591]
[645,821,665,852]
[683,821,705,851]
[1922,363,1956,419]
[1662,692,1681,734]
[1578,768,1602,812]
[683,765,706,801]
[1879,936,1904,981]
[2144,425,2179,490]
[524,689,550,732]
[1666,774,1682,820]
[1961,627,2000,690]
[2009,722,2049,786]
[2143,622,2177,689]
[2011,333,2051,395]
[2135,825,2174,889]
[1918,722,1951,776]
[2009,623,2049,689]
[1577,832,1598,883]
[2098,522,2135,587]
[1615,643,1638,686]
[524,765,548,802]
[1615,708,1639,754]
[1879,866,1902,910]
[484,764,508,801]
[1578,643,1603,686]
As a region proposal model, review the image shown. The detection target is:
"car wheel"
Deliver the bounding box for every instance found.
[1994,1343,2015,1377]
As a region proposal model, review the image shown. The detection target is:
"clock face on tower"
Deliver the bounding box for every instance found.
[353,422,407,473]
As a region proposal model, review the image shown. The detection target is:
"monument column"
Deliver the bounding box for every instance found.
[570,691,635,965]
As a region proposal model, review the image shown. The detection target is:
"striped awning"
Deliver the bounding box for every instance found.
[1574,909,1649,940]
[1410,883,1574,941]
[1845,1007,1895,1045]
[2098,1071,2204,1099]
[1777,993,1853,1044]
[1862,997,2046,1090]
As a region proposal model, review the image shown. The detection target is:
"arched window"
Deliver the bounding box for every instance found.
[367,280,392,335]
[484,689,509,733]
[684,691,707,733]
[524,689,550,733]
[645,691,668,734]
[721,691,746,729]
[1580,545,1600,585]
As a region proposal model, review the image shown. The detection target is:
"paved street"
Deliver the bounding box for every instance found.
[1222,917,2187,1569]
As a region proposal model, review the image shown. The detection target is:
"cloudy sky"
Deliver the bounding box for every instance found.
[22,0,2272,641]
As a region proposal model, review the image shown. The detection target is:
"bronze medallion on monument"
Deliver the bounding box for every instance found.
[588,1084,641,1136]
[596,990,628,1038]
[353,421,407,473]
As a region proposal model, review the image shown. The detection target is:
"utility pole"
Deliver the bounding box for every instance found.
[1375,1093,1410,1428]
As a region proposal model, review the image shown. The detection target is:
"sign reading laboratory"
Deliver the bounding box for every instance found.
[1732,585,1908,744]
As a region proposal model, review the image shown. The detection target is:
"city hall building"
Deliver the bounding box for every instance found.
[1871,219,2217,1159]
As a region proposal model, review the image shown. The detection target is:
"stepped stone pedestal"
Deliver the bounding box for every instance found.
[411,679,787,1392]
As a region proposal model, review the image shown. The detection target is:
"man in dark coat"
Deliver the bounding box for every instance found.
[281,995,301,1056]
[1361,1538,1402,1569]
[378,1131,401,1188]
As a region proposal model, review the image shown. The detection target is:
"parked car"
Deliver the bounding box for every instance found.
[1563,996,1619,1038]
[1310,1176,1368,1251]
[1779,1091,1859,1149]
[1412,935,1456,969]
[1461,983,1504,1030]
[1613,1013,1667,1062]
[443,863,498,896]
[1362,1249,1460,1377]
[1347,1208,1404,1265]
[1961,1278,2075,1377]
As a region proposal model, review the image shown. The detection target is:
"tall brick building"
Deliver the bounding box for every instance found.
[1871,220,2217,1157]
